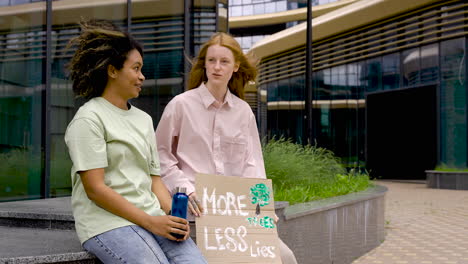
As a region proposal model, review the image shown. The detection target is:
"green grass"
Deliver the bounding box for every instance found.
[263,138,371,205]
[434,164,468,172]
[2,139,371,203]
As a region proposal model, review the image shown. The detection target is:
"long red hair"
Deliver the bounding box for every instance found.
[188,32,257,99]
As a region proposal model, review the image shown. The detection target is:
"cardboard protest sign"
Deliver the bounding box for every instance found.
[195,173,282,264]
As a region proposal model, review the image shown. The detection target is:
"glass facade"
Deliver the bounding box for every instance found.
[229,0,310,52]
[0,0,223,202]
[229,0,292,17]
[0,1,46,200]
[0,0,43,6]
[258,0,468,175]
[312,0,338,5]
[440,38,466,167]
[228,0,340,51]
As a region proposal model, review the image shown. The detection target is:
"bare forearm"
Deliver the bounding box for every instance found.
[79,169,190,241]
[151,175,172,214]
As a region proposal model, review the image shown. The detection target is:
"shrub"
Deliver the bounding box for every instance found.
[263,138,371,204]
[435,164,468,172]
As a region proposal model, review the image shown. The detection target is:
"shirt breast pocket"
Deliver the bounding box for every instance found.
[220,136,247,175]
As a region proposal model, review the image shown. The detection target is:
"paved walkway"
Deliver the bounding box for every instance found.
[352,180,468,264]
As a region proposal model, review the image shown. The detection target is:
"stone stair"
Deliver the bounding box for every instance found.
[0,198,290,264]
[0,197,98,264]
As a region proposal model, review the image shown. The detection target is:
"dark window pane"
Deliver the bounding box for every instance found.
[313,70,329,100]
[357,62,367,98]
[278,78,289,101]
[0,3,46,201]
[258,84,267,137]
[317,104,331,149]
[320,68,332,100]
[348,63,364,99]
[366,58,382,92]
[440,38,466,167]
[420,44,439,84]
[331,65,347,99]
[402,48,420,87]
[290,75,304,101]
[382,53,400,90]
[267,81,278,102]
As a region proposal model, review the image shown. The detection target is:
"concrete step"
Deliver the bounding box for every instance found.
[0,198,289,263]
[0,226,95,263]
[0,198,97,264]
[0,197,75,230]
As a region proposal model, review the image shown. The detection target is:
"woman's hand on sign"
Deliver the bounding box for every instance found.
[188,192,204,217]
[145,215,190,241]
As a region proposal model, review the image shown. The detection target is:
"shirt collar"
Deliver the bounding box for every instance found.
[199,83,234,109]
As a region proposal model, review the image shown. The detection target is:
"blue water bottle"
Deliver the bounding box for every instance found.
[170,187,188,239]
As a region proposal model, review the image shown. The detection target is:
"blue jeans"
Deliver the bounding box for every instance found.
[83,225,207,264]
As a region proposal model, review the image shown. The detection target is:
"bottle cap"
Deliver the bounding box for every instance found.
[175,187,186,194]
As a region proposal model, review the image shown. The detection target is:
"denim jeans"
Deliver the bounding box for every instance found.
[83,225,207,264]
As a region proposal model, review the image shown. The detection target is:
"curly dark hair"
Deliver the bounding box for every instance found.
[67,20,143,99]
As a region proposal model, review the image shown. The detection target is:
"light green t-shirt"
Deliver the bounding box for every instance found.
[64,97,165,244]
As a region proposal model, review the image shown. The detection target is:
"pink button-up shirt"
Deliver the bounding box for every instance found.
[155,83,266,195]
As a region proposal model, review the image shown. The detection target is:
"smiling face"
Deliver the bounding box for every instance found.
[204,44,239,89]
[110,49,145,100]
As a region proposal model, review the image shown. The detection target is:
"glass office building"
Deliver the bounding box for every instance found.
[255,0,467,179]
[0,0,227,201]
[229,0,303,17]
[229,0,311,52]
[229,0,337,52]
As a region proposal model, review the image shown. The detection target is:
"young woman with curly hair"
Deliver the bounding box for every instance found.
[65,20,206,264]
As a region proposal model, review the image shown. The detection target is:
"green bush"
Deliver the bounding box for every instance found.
[263,138,371,204]
[435,164,468,172]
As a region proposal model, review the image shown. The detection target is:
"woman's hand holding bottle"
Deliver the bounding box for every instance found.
[144,215,190,241]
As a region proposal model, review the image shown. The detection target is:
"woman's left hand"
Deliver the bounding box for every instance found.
[188,192,204,217]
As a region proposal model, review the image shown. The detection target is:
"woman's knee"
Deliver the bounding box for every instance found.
[279,238,298,264]
[83,225,169,264]
[153,236,207,264]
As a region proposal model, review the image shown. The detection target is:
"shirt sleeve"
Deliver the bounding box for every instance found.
[243,112,267,179]
[148,119,161,176]
[64,118,108,176]
[155,100,195,195]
